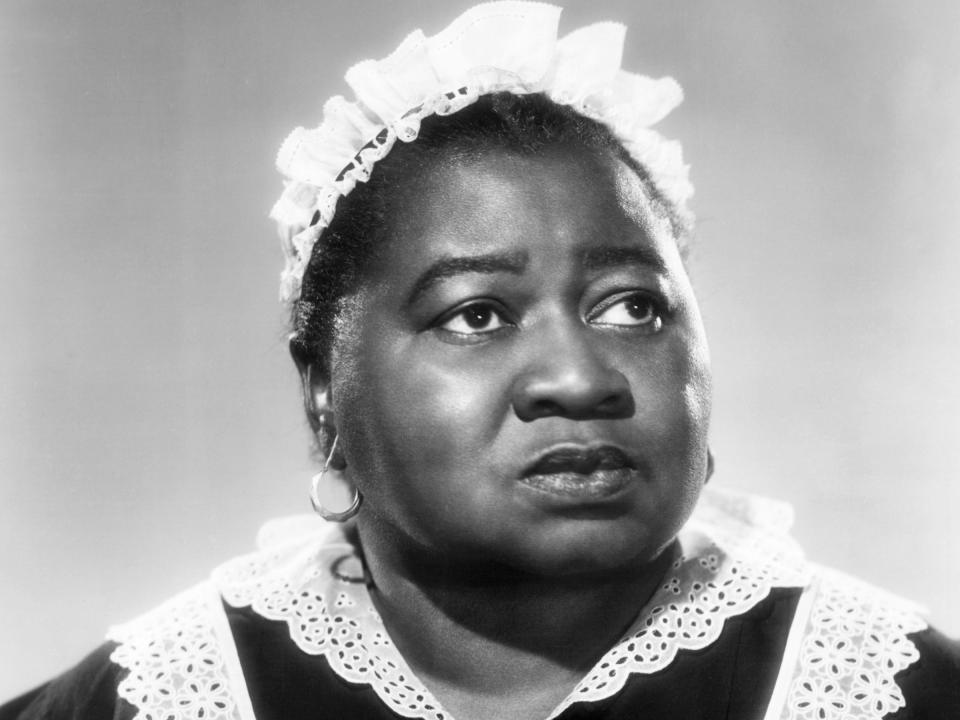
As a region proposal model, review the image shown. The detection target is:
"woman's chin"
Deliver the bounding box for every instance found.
[491,520,674,579]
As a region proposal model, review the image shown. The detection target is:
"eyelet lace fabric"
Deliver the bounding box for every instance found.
[548,489,810,717]
[106,487,927,720]
[777,567,927,720]
[107,584,246,720]
[215,537,450,720]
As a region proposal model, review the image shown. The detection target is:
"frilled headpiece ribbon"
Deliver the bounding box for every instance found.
[270,1,693,303]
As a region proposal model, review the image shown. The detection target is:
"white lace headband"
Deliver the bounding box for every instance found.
[270,1,693,303]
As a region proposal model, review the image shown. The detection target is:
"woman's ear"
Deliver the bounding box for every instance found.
[290,341,331,434]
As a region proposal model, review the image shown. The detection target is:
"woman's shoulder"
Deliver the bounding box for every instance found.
[1,578,253,720]
[0,521,357,720]
[895,625,960,718]
[0,643,129,720]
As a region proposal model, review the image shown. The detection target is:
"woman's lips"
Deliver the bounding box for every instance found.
[519,445,637,500]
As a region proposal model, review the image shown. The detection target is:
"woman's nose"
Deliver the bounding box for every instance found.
[511,324,635,422]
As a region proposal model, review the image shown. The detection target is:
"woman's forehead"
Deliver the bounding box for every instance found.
[383,148,678,270]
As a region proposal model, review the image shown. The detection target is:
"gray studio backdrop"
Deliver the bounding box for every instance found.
[2,0,958,698]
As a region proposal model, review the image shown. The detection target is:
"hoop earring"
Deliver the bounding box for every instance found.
[310,433,362,522]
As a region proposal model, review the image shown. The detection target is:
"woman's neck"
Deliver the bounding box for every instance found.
[355,520,677,720]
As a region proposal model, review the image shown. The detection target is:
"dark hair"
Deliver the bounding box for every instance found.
[289,93,691,377]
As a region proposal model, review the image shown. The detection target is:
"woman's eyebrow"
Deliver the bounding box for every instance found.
[581,245,668,274]
[406,251,529,305]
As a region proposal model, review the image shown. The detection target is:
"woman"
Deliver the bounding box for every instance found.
[2,3,957,719]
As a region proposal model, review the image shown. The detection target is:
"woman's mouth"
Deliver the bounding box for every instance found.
[519,445,637,501]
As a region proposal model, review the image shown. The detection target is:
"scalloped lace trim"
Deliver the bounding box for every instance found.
[214,537,448,719]
[549,489,809,715]
[105,488,928,720]
[209,487,809,719]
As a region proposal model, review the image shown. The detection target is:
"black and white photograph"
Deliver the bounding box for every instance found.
[2,1,959,718]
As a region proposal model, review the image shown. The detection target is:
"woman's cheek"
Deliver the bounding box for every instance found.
[382,355,497,462]
[343,340,475,466]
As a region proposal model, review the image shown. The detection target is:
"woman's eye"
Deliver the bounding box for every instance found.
[438,303,510,335]
[590,294,663,330]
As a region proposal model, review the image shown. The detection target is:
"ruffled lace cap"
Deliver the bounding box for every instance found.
[271,1,693,303]
[209,487,809,720]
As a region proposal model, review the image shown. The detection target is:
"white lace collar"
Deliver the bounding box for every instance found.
[210,487,810,719]
[107,487,928,720]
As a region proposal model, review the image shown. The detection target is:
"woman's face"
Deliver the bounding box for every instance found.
[328,144,712,578]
